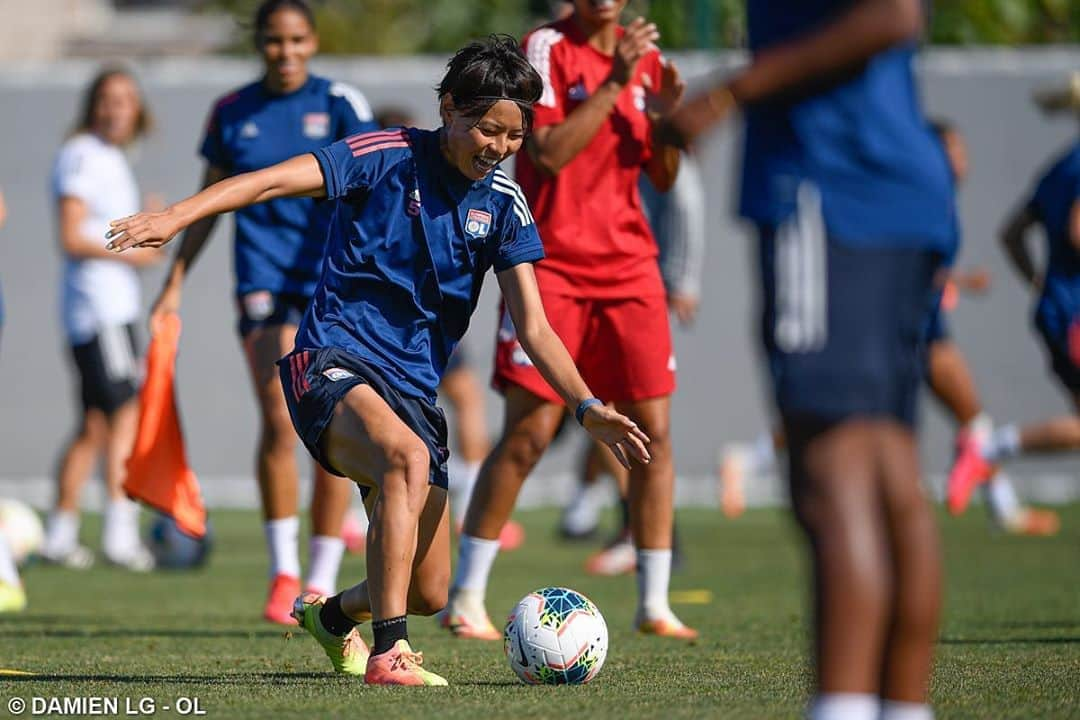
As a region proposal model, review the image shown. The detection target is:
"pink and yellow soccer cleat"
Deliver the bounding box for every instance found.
[946,432,996,516]
[636,614,700,641]
[292,593,369,675]
[584,536,636,576]
[438,589,502,640]
[364,639,447,686]
[263,573,300,625]
[1010,508,1061,537]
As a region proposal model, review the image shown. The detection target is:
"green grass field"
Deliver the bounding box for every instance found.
[1,505,1077,719]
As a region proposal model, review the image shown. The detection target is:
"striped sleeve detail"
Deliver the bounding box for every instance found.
[492,169,534,227]
[330,81,374,122]
[345,129,410,157]
[524,28,564,108]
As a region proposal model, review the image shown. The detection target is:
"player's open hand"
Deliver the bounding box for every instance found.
[581,404,651,470]
[609,17,659,87]
[105,210,181,252]
[644,59,686,118]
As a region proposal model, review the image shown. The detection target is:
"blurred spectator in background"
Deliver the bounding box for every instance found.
[41,67,160,572]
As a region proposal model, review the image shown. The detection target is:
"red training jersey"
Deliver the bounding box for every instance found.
[517,18,667,299]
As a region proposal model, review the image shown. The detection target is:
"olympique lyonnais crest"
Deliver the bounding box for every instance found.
[465,208,492,239]
[303,112,330,139]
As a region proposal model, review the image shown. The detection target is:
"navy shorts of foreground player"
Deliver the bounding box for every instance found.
[279,347,450,489]
[758,224,942,428]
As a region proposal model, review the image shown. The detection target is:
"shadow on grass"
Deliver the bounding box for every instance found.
[990,619,1080,631]
[940,636,1079,646]
[1,672,329,685]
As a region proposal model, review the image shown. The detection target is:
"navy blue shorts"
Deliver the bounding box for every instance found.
[1034,314,1080,393]
[278,347,450,489]
[236,291,310,338]
[924,304,950,345]
[758,226,941,427]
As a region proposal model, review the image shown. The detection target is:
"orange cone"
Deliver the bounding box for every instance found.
[123,313,206,538]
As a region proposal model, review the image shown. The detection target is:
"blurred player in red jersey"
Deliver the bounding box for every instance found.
[443,0,697,641]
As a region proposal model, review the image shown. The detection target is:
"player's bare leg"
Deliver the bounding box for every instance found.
[877,424,941,704]
[787,418,894,702]
[926,341,980,425]
[101,399,152,570]
[318,384,447,685]
[41,408,106,568]
[446,386,563,639]
[616,396,696,639]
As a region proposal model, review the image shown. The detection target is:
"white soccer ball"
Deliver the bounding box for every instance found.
[504,586,608,685]
[0,498,44,566]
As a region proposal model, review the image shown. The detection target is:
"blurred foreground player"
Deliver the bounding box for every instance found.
[445,0,696,642]
[149,0,378,622]
[948,72,1080,511]
[107,35,650,687]
[664,1,953,717]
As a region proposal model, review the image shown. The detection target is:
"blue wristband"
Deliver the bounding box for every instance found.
[575,398,603,426]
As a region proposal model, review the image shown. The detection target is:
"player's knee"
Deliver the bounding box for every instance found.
[382,440,430,490]
[502,426,551,472]
[259,410,297,455]
[408,579,449,616]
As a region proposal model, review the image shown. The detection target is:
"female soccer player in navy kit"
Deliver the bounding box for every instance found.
[148,0,378,623]
[948,73,1080,507]
[107,36,650,687]
[663,1,952,718]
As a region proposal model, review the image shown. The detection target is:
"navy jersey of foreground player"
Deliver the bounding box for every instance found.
[296,127,545,402]
[1030,140,1080,334]
[740,0,957,256]
[201,76,378,297]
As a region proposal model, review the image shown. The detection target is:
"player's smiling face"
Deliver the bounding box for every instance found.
[258,8,318,93]
[440,98,526,181]
[574,0,626,24]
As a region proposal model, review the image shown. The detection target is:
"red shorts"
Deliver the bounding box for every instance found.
[492,290,676,404]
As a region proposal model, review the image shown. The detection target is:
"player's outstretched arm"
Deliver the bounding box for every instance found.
[1000,202,1041,290]
[106,153,326,253]
[496,263,651,469]
[661,0,924,147]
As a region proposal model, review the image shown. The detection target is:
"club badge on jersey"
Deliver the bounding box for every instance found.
[465,209,492,239]
[303,112,330,139]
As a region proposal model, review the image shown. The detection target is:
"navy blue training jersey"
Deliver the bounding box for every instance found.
[201,75,379,298]
[1030,140,1080,331]
[296,128,546,402]
[740,0,957,257]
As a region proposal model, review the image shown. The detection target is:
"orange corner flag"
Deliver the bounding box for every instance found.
[123,313,206,538]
